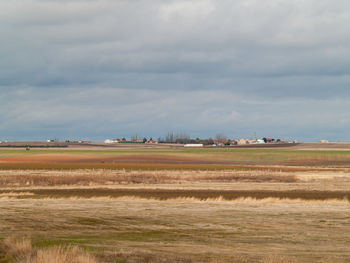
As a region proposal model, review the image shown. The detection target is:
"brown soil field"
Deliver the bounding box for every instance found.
[1,152,350,172]
[1,162,347,172]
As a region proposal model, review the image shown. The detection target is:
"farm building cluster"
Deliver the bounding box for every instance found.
[103,136,291,147]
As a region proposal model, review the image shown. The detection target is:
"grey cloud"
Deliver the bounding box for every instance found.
[1,0,350,140]
[1,86,350,141]
[2,1,350,84]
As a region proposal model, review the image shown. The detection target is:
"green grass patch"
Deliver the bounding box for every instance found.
[74,217,108,226]
[105,231,178,242]
[33,239,68,248]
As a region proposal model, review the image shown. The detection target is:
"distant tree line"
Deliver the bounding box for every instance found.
[121,132,284,145]
[158,132,216,145]
[158,132,190,144]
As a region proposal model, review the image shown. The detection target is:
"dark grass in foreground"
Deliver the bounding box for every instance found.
[0,162,344,172]
[2,188,350,201]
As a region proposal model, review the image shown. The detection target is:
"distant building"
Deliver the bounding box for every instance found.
[229,140,238,145]
[78,140,90,143]
[237,139,249,145]
[256,139,265,144]
[320,140,329,143]
[104,139,119,144]
[146,139,158,144]
[248,139,265,144]
[184,144,203,148]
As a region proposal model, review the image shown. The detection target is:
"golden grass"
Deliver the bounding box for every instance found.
[0,192,34,198]
[2,237,33,262]
[0,169,298,187]
[0,237,97,263]
[1,149,350,262]
[2,194,348,205]
[1,237,301,263]
[1,198,350,262]
[261,255,298,263]
[77,196,350,205]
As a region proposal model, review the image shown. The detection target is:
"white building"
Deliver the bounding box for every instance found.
[256,139,265,144]
[104,139,119,144]
[184,144,203,148]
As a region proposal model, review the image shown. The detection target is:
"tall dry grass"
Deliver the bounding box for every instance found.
[261,255,297,263]
[0,237,305,263]
[0,169,297,187]
[0,238,97,263]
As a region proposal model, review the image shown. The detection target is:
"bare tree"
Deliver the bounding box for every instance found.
[175,132,190,144]
[215,133,227,144]
[131,134,139,142]
[165,132,175,143]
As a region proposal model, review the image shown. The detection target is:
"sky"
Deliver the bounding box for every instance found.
[1,0,350,142]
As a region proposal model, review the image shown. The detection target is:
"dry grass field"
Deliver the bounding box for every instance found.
[1,145,350,262]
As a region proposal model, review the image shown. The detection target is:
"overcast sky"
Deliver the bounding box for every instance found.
[1,0,350,142]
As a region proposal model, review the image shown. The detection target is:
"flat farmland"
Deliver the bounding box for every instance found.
[1,145,350,262]
[2,146,350,170]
